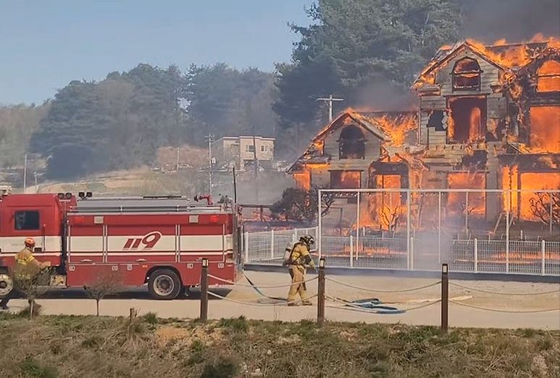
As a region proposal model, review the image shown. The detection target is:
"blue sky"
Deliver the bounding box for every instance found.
[0,0,314,105]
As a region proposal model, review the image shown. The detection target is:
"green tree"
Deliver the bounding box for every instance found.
[274,0,462,130]
[271,187,334,223]
[29,80,110,178]
[29,65,189,179]
[185,64,277,144]
[0,103,50,168]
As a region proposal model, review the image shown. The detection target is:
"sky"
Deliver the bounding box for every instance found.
[0,0,314,105]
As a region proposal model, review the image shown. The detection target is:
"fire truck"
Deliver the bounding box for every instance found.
[0,189,242,300]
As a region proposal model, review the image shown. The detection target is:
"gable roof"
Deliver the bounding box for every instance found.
[413,40,552,88]
[313,111,391,143]
[287,110,393,173]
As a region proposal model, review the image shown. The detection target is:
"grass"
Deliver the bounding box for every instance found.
[0,314,558,378]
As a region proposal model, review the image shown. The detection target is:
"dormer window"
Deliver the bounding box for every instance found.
[339,125,365,159]
[452,58,482,91]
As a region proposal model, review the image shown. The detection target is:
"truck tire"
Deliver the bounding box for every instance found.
[0,273,13,299]
[148,269,181,300]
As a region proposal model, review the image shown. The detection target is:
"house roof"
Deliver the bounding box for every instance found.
[413,39,553,88]
[287,110,399,173]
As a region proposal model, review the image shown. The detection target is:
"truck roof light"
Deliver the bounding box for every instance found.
[58,193,65,199]
[86,192,92,198]
[65,192,72,199]
[78,192,85,198]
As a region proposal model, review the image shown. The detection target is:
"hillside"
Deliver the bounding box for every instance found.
[0,314,558,378]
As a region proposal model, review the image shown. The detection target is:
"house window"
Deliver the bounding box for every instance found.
[452,58,482,91]
[339,125,365,159]
[537,60,560,92]
[246,145,255,152]
[330,171,361,189]
[14,211,40,230]
[261,145,266,152]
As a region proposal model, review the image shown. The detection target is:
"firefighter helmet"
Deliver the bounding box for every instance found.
[300,235,315,246]
[24,237,35,248]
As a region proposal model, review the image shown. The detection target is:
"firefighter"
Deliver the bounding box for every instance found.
[286,235,317,306]
[0,237,49,311]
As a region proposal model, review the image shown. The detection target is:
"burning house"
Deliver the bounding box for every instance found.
[415,36,560,223]
[288,36,559,234]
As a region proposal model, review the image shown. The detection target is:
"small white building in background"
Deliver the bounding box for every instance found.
[212,136,275,171]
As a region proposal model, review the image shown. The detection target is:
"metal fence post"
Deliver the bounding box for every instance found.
[406,190,411,270]
[200,258,209,322]
[541,240,546,276]
[505,207,510,273]
[270,230,275,259]
[317,257,326,327]
[244,232,249,263]
[550,195,554,235]
[349,235,354,268]
[474,238,478,273]
[410,236,414,270]
[441,263,449,333]
[356,192,360,261]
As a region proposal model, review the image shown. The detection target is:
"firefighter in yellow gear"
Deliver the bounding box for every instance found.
[0,238,49,310]
[286,235,317,306]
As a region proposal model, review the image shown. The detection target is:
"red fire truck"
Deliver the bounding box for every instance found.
[0,190,242,300]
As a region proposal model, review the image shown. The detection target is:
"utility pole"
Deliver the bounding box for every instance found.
[205,134,214,195]
[23,154,28,193]
[176,147,180,171]
[34,172,38,193]
[316,94,344,122]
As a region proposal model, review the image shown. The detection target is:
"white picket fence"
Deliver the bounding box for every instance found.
[243,228,560,276]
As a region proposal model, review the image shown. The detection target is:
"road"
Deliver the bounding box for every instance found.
[4,272,560,330]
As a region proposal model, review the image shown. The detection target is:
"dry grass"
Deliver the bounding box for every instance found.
[0,313,558,378]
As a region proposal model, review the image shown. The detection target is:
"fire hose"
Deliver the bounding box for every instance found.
[243,273,287,301]
[243,273,405,313]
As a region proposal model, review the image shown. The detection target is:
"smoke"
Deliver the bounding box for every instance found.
[352,79,418,112]
[460,0,560,42]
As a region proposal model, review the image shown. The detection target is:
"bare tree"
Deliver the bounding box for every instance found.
[11,265,51,319]
[529,189,560,225]
[84,270,124,316]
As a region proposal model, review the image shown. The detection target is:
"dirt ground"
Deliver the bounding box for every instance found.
[5,272,560,329]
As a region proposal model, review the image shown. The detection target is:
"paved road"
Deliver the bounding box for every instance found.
[4,272,560,330]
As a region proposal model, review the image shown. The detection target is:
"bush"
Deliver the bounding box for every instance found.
[19,357,58,378]
[200,357,239,378]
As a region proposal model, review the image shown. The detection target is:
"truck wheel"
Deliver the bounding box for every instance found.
[148,269,181,300]
[0,273,13,298]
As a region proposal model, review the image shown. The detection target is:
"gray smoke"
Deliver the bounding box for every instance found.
[352,79,418,112]
[460,0,560,42]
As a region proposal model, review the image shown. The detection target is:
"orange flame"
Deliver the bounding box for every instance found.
[447,172,486,216]
[502,166,560,221]
[529,107,560,153]
[536,60,560,92]
[293,171,311,190]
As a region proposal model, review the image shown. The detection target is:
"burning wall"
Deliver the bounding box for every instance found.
[447,172,486,216]
[502,165,560,222]
[530,107,560,152]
